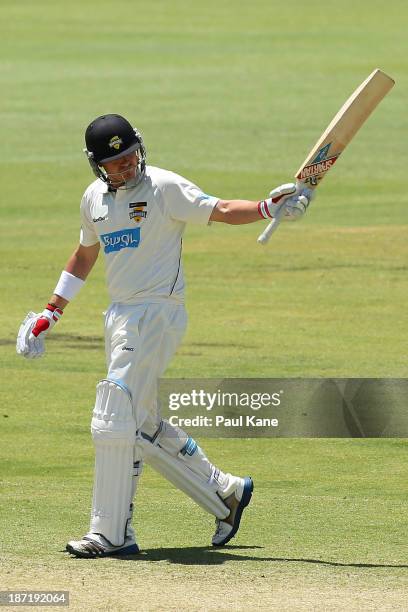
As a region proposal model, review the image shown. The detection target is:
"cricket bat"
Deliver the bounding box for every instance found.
[257,69,395,245]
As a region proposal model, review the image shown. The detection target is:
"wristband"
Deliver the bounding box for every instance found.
[53,271,85,301]
[258,199,274,220]
[45,303,64,322]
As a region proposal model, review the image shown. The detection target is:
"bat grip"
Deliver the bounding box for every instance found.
[257,202,286,245]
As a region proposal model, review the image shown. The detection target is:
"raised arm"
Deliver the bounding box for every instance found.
[209,184,313,225]
[210,199,266,225]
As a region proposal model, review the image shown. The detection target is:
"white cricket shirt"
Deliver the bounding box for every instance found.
[79,166,218,304]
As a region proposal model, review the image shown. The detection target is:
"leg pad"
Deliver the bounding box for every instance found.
[90,380,138,546]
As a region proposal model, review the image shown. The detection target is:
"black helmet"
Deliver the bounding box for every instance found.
[84,114,146,187]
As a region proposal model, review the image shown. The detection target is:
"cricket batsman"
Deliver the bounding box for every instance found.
[16,114,313,558]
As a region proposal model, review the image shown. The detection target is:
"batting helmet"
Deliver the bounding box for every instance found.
[84,114,146,187]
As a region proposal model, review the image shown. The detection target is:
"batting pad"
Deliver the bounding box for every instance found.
[90,379,139,546]
[140,421,229,519]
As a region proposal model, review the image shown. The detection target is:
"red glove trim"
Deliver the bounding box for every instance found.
[31,318,51,337]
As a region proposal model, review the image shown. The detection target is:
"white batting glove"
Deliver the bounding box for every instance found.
[16,305,63,359]
[258,183,314,221]
[282,184,314,220]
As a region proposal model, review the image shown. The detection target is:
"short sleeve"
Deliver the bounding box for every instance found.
[79,195,99,246]
[162,172,219,225]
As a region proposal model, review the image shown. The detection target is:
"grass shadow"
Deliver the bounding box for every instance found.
[103,547,408,569]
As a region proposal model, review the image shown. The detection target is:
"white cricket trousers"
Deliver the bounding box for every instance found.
[104,301,187,431]
[90,300,236,542]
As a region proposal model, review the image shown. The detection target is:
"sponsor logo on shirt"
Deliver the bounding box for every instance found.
[92,215,108,223]
[196,192,213,202]
[129,202,147,223]
[100,228,141,254]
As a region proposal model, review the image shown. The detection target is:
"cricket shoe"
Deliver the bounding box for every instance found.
[66,532,139,558]
[212,476,254,546]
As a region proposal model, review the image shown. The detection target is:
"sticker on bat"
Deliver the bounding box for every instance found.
[297,156,339,180]
[297,142,340,181]
[311,143,332,163]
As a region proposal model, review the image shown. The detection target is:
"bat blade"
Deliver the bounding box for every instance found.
[295,69,394,189]
[258,69,395,245]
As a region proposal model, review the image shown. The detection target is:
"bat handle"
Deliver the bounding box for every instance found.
[257,202,286,245]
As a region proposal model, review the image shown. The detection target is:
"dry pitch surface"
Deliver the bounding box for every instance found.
[2,553,408,611]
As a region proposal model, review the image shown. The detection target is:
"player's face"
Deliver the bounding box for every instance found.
[101,152,139,187]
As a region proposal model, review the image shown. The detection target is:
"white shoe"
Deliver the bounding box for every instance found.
[66,532,139,558]
[212,476,254,546]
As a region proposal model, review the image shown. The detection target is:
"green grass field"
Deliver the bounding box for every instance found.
[1,1,407,609]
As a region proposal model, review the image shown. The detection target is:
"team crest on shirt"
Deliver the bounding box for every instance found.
[129,202,147,223]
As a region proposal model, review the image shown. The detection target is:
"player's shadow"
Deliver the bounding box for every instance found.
[48,333,104,350]
[117,545,264,565]
[114,547,408,568]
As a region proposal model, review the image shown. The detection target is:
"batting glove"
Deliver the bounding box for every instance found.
[281,184,315,220]
[258,183,314,221]
[16,304,63,359]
